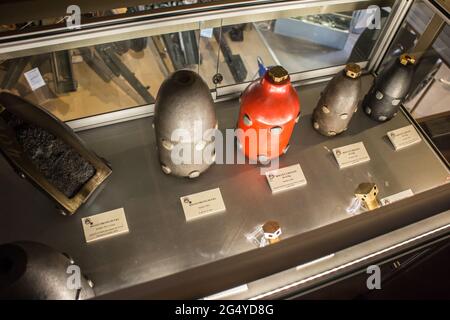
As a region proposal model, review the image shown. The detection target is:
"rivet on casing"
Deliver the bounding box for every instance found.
[376,91,383,100]
[161,164,171,174]
[162,139,174,150]
[243,114,252,126]
[188,170,200,179]
[270,126,282,134]
[195,140,206,151]
[258,155,269,164]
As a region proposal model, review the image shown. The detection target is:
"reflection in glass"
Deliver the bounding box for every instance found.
[379,0,449,164]
[0,5,394,121]
[216,7,392,87]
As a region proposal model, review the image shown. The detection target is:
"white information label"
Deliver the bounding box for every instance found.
[265,163,307,194]
[181,188,226,221]
[82,208,129,243]
[332,142,370,169]
[381,189,414,206]
[24,68,46,91]
[387,125,422,151]
[200,28,213,38]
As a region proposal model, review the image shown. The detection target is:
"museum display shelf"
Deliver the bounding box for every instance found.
[0,75,448,299]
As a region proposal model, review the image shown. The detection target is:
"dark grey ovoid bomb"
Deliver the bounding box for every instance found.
[0,241,94,300]
[312,64,362,137]
[363,54,415,122]
[154,70,217,178]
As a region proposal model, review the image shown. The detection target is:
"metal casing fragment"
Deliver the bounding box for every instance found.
[0,92,112,216]
[0,241,94,300]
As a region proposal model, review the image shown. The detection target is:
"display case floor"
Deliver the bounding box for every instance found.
[0,76,448,297]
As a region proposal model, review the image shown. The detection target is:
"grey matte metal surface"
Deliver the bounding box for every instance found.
[0,241,94,300]
[312,68,361,136]
[0,75,448,297]
[154,70,216,178]
[274,18,350,50]
[363,57,414,122]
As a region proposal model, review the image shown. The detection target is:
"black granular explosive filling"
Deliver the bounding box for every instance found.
[8,115,96,198]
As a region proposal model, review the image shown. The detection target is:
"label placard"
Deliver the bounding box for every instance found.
[265,163,307,194]
[24,68,46,91]
[200,28,213,38]
[387,125,422,151]
[332,142,370,169]
[82,208,129,243]
[181,188,226,221]
[381,189,414,206]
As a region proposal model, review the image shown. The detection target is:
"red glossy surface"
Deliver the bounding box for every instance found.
[237,72,300,160]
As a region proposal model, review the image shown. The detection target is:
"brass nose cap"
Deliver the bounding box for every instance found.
[263,220,280,234]
[399,54,416,66]
[345,63,361,79]
[355,182,376,196]
[268,66,289,83]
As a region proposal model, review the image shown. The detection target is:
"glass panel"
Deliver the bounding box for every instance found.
[198,24,222,90]
[405,25,450,119]
[214,21,278,87]
[216,5,393,87]
[379,0,450,163]
[379,0,434,71]
[0,25,205,121]
[405,25,450,163]
[0,2,222,35]
[0,2,396,121]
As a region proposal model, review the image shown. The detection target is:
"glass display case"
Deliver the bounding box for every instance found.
[0,0,449,299]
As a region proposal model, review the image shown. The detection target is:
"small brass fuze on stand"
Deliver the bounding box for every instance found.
[354,183,380,211]
[0,92,112,215]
